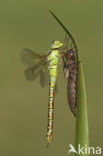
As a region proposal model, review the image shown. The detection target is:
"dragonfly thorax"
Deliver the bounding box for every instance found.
[51,40,63,49]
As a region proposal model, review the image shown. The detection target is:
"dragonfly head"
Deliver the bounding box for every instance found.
[66,49,75,60]
[51,40,63,49]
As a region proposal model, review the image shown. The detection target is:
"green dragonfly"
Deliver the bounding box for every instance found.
[21,40,67,146]
[21,11,78,147]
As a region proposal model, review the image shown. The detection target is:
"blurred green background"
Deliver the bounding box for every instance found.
[0,0,103,155]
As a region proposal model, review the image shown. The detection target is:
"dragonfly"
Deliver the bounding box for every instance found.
[21,40,67,146]
[21,11,78,147]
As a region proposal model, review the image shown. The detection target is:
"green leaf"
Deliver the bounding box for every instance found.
[75,53,89,156]
[49,10,89,156]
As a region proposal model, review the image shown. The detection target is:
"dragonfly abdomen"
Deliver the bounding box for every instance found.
[47,67,58,145]
[47,49,61,145]
[67,76,77,116]
[64,49,78,116]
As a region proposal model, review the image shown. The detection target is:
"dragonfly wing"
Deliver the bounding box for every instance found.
[21,48,45,68]
[24,64,42,81]
[40,64,49,87]
[21,48,48,82]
